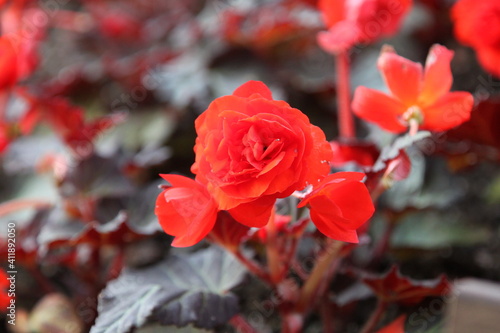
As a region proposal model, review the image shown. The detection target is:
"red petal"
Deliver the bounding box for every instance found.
[324,180,374,228]
[377,47,423,105]
[375,314,407,333]
[155,176,218,247]
[232,80,273,100]
[0,37,18,89]
[228,196,276,228]
[352,87,407,133]
[310,208,360,243]
[421,92,474,132]
[317,21,360,54]
[419,44,454,107]
[318,0,345,28]
[476,46,500,78]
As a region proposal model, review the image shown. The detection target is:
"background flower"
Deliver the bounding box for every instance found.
[352,44,474,133]
[452,0,500,78]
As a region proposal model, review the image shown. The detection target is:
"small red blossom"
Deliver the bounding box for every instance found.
[192,80,332,227]
[451,0,500,78]
[317,0,412,53]
[352,44,474,133]
[0,269,11,312]
[298,172,374,243]
[155,175,218,247]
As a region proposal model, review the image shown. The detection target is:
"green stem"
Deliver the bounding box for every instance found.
[295,239,344,312]
[336,50,355,139]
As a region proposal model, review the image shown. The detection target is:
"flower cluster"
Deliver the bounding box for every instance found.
[155,81,375,247]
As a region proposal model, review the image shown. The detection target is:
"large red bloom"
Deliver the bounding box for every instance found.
[192,80,332,227]
[155,174,218,247]
[317,0,412,53]
[298,172,374,243]
[452,0,500,78]
[352,44,474,133]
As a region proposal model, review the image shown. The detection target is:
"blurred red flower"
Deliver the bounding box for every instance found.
[0,37,18,90]
[352,44,474,133]
[192,80,332,227]
[452,0,500,78]
[317,0,412,53]
[0,269,11,312]
[155,174,218,247]
[298,172,374,243]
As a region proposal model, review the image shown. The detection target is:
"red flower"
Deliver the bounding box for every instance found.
[155,175,218,247]
[452,0,500,78]
[317,0,412,53]
[352,44,474,133]
[0,37,18,90]
[298,172,374,243]
[192,80,332,227]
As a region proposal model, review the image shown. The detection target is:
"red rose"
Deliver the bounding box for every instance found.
[192,80,332,227]
[352,45,474,133]
[317,0,412,53]
[298,172,374,243]
[155,174,218,247]
[452,0,500,78]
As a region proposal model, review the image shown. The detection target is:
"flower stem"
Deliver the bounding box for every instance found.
[232,249,273,285]
[360,300,388,333]
[336,51,355,139]
[295,239,344,312]
[266,208,283,283]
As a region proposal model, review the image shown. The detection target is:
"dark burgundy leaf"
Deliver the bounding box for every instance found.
[91,246,247,332]
[362,266,450,305]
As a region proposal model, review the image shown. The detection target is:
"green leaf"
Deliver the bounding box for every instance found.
[391,211,490,249]
[91,246,247,333]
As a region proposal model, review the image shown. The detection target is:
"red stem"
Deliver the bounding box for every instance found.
[232,250,273,286]
[360,300,388,333]
[336,51,355,139]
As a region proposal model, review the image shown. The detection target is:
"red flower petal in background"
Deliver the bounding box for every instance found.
[329,140,380,168]
[362,266,450,305]
[155,175,218,247]
[0,37,18,90]
[298,172,374,243]
[352,44,474,133]
[317,0,412,53]
[451,0,500,78]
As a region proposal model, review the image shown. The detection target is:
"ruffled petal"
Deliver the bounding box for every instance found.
[419,45,454,106]
[232,80,273,100]
[352,86,407,133]
[228,196,276,228]
[421,91,474,132]
[377,47,423,105]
